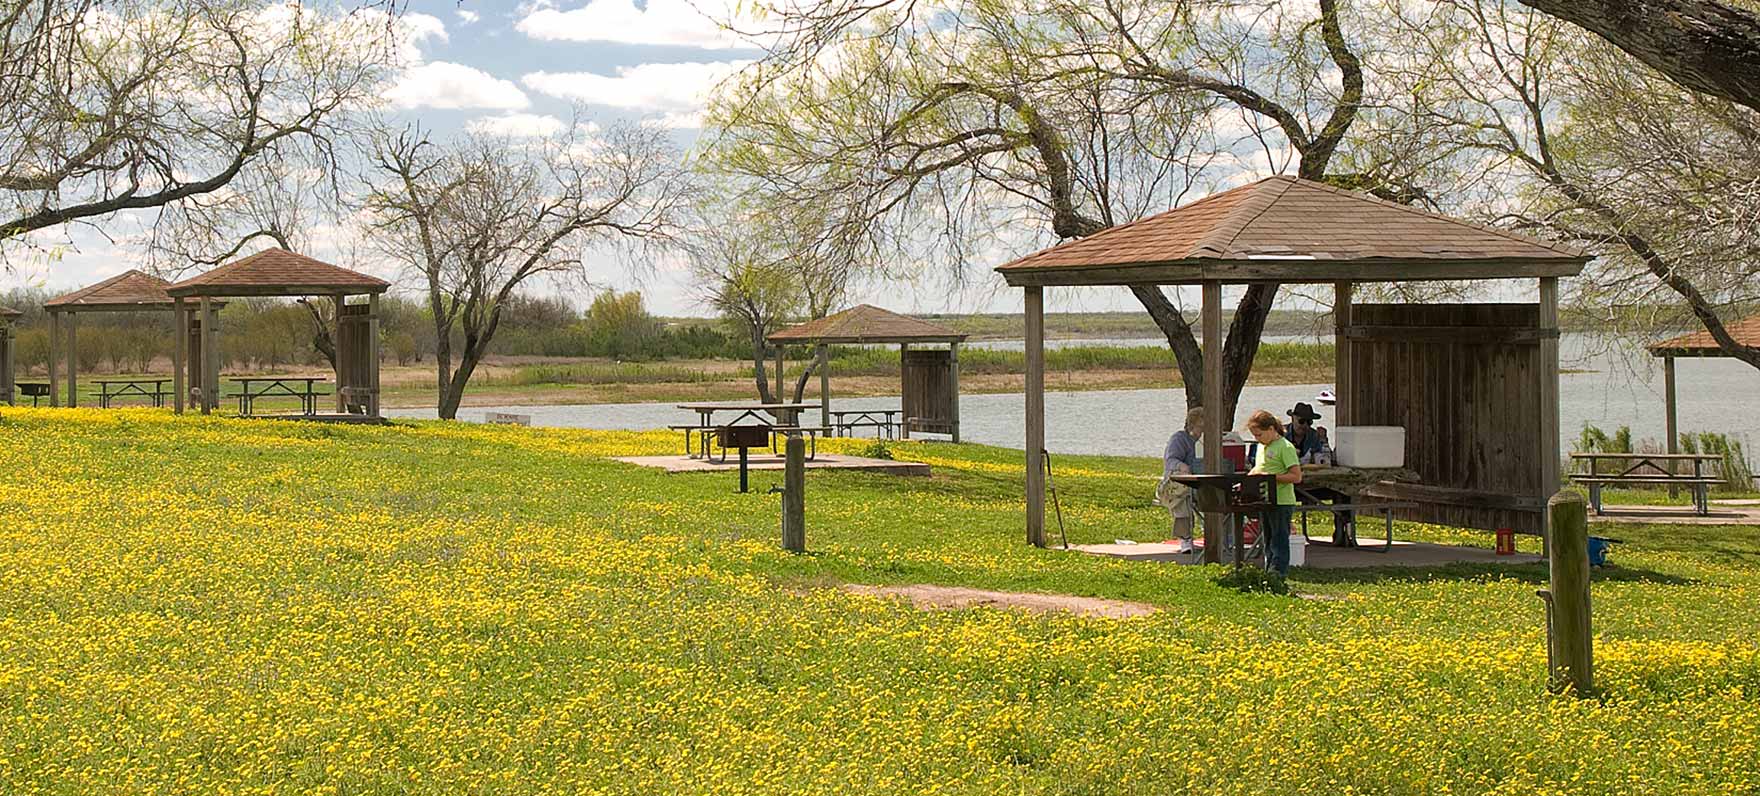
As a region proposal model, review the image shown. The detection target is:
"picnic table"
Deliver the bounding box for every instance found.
[671,402,818,459]
[95,378,173,408]
[229,376,330,416]
[1568,452,1724,515]
[829,408,901,438]
[15,382,49,407]
[1292,465,1420,552]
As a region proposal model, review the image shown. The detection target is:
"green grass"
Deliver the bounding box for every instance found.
[0,408,1756,794]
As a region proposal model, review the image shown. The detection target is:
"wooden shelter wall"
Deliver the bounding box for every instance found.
[1348,304,1546,533]
[902,349,955,433]
[338,303,373,413]
[1,321,13,405]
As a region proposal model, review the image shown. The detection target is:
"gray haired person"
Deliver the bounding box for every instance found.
[1156,407,1205,553]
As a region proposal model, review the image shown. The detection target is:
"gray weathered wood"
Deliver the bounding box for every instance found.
[816,343,830,433]
[172,300,185,414]
[1538,278,1561,543]
[782,434,806,552]
[47,311,59,407]
[202,297,219,414]
[0,320,13,406]
[1341,325,1558,344]
[1024,287,1046,548]
[1202,282,1224,563]
[65,312,77,408]
[949,342,961,443]
[368,293,382,418]
[897,342,910,440]
[1334,281,1352,426]
[1546,490,1594,695]
[1664,355,1679,498]
[334,295,347,414]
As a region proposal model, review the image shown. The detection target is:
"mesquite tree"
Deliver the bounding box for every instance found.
[707,0,1405,425]
[366,122,695,419]
[1,0,392,260]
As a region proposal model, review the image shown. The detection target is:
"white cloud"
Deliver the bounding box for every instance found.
[384,62,530,110]
[520,61,748,120]
[515,0,748,49]
[399,12,448,45]
[465,112,569,138]
[456,9,480,24]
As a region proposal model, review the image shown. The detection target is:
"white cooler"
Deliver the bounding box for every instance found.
[1334,426,1406,468]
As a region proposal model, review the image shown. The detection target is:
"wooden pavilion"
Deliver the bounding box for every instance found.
[0,305,18,406]
[1647,314,1760,462]
[994,175,1591,556]
[164,248,390,418]
[767,304,969,441]
[42,269,189,408]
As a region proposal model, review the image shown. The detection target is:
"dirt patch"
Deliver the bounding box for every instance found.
[842,583,1158,618]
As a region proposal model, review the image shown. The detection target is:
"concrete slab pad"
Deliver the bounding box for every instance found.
[1590,504,1760,526]
[1072,537,1543,569]
[613,453,930,477]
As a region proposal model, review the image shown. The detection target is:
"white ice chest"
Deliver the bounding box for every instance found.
[1333,425,1406,468]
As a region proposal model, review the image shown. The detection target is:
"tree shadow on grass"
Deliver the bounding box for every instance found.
[1292,561,1697,588]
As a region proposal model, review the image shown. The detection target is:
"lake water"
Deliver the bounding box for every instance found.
[387,333,1759,464]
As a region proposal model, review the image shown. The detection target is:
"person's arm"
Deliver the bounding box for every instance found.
[1276,463,1303,485]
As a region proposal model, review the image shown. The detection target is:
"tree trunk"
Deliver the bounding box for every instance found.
[749,324,776,404]
[1518,0,1760,115]
[434,319,456,420]
[790,356,820,402]
[302,300,338,373]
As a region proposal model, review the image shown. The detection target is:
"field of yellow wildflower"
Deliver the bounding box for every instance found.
[1,407,1756,794]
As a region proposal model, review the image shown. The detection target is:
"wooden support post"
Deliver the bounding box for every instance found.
[202,297,219,414]
[816,342,830,434]
[948,341,961,443]
[1545,490,1594,695]
[1202,282,1224,564]
[47,311,59,407]
[368,293,382,418]
[1024,287,1046,547]
[782,434,806,553]
[334,295,347,414]
[1,321,13,406]
[1538,278,1561,542]
[773,345,784,407]
[172,299,186,414]
[65,312,77,408]
[1664,355,1679,498]
[897,342,911,440]
[1333,281,1353,426]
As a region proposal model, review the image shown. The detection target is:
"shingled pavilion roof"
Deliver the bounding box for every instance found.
[995,175,1590,286]
[0,305,20,320]
[44,269,178,311]
[768,304,967,344]
[1648,314,1760,358]
[165,248,390,298]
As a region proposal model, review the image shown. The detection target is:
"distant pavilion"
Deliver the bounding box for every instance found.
[1647,314,1760,460]
[42,269,192,408]
[768,305,968,441]
[165,248,390,418]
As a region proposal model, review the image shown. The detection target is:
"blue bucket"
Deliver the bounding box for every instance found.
[1587,536,1615,567]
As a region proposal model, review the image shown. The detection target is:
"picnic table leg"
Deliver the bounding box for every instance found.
[1382,508,1393,552]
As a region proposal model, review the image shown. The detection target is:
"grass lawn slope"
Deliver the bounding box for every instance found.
[0,408,1756,794]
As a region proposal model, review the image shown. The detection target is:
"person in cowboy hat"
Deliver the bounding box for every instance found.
[1284,402,1356,546]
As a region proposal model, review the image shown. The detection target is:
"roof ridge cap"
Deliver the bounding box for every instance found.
[1198,175,1297,256]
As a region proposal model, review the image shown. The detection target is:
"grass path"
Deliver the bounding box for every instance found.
[0,408,1756,794]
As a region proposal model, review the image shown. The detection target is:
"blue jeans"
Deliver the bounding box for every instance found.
[1263,505,1295,575]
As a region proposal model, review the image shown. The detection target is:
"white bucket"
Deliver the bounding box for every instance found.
[1289,532,1307,568]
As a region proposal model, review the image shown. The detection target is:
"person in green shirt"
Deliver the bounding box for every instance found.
[1246,409,1302,575]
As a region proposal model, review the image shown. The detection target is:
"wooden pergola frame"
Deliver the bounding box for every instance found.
[995,176,1590,557]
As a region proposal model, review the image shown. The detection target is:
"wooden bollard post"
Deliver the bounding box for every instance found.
[781,434,806,552]
[1546,490,1594,695]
